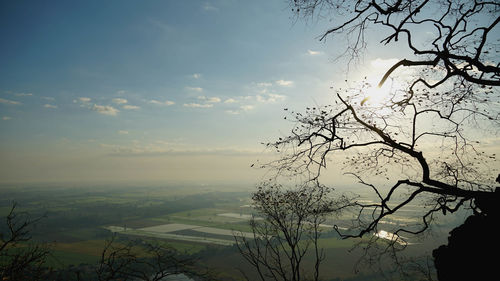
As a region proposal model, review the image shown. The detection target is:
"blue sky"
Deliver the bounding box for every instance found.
[0,0,409,184]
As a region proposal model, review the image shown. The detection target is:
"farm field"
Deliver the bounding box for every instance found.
[105,221,257,246]
[0,183,457,280]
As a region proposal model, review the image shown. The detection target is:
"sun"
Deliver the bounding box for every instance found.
[360,77,396,107]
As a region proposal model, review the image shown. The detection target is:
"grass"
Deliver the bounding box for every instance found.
[157,240,207,255]
[45,250,98,268]
[318,236,360,249]
[50,239,109,257]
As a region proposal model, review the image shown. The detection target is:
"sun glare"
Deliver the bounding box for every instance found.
[375,230,407,245]
[361,78,396,108]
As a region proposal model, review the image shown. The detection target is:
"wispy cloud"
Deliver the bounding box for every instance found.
[183,103,213,108]
[78,97,91,103]
[0,98,21,105]
[185,86,203,92]
[118,130,129,135]
[192,73,202,79]
[307,50,322,56]
[203,2,219,11]
[73,97,93,109]
[224,103,255,115]
[240,105,254,111]
[92,104,119,116]
[122,105,140,110]
[370,58,399,70]
[101,141,260,157]
[2,116,12,120]
[14,92,33,97]
[275,80,294,87]
[256,82,272,87]
[198,96,221,103]
[256,93,286,103]
[43,104,58,109]
[225,110,240,115]
[112,98,128,104]
[149,18,175,34]
[208,97,221,103]
[224,98,237,104]
[149,99,175,106]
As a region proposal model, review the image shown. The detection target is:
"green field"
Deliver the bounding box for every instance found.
[0,184,444,280]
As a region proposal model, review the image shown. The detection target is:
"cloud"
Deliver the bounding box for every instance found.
[257,82,272,87]
[198,96,221,103]
[224,102,256,115]
[185,86,203,92]
[101,141,261,157]
[79,97,91,103]
[192,73,202,79]
[225,110,240,115]
[74,97,92,108]
[14,92,33,97]
[256,93,286,103]
[224,98,237,104]
[307,50,322,55]
[370,58,399,70]
[183,103,213,108]
[240,105,254,111]
[118,130,129,135]
[116,90,126,95]
[0,98,21,105]
[149,18,175,33]
[256,95,266,103]
[149,99,175,106]
[122,105,140,110]
[112,98,128,104]
[203,2,219,11]
[269,93,286,101]
[275,80,294,87]
[92,104,119,116]
[2,116,12,120]
[43,104,58,109]
[258,88,269,94]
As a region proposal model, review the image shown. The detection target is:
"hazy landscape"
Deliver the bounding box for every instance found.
[0,183,466,280]
[1,0,498,280]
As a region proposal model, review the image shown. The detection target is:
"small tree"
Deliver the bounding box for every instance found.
[0,203,212,281]
[0,203,51,281]
[91,234,212,281]
[235,181,350,281]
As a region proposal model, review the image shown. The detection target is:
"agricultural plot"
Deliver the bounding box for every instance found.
[216,213,259,220]
[140,223,199,233]
[105,222,255,246]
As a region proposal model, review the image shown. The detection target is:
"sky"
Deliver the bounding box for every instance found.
[0,0,427,185]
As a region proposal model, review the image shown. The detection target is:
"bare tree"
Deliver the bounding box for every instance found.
[291,0,499,87]
[258,0,500,279]
[235,181,350,281]
[91,234,211,281]
[0,203,212,281]
[0,203,52,281]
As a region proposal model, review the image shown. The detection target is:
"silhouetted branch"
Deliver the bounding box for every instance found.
[0,203,51,281]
